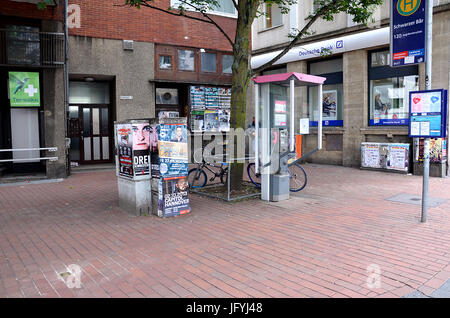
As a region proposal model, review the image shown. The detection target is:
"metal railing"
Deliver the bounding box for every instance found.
[0,29,65,68]
[0,147,58,163]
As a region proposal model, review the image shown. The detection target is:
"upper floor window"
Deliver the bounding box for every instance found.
[264,4,283,29]
[170,0,237,17]
[178,49,195,71]
[5,25,40,65]
[222,54,233,74]
[201,52,217,73]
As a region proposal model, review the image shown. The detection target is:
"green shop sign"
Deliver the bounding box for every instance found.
[9,72,40,107]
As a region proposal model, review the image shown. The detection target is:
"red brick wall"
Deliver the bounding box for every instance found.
[0,0,64,21]
[68,0,236,52]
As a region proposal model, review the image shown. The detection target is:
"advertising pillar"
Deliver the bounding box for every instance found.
[114,119,152,216]
[150,117,191,218]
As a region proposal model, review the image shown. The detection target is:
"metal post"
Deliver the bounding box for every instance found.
[255,83,259,173]
[317,84,323,150]
[421,0,433,223]
[290,79,295,152]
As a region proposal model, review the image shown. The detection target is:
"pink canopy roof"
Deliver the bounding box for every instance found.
[252,72,326,87]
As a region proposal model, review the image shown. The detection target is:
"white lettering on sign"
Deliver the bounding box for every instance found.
[133,155,150,165]
[24,85,38,97]
[68,4,81,29]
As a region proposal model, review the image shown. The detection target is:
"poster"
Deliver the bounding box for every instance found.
[158,176,191,218]
[322,90,337,120]
[190,85,231,132]
[218,109,230,132]
[218,87,231,108]
[158,111,179,119]
[373,84,393,117]
[116,123,133,178]
[361,142,410,172]
[190,86,205,110]
[418,138,447,163]
[205,87,219,109]
[149,121,159,177]
[409,89,447,138]
[362,143,381,168]
[157,123,188,177]
[274,113,287,127]
[131,122,151,176]
[387,145,408,171]
[274,100,286,114]
[191,110,204,132]
[204,110,219,132]
[9,72,40,107]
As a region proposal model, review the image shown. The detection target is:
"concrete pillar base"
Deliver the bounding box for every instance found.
[117,177,152,216]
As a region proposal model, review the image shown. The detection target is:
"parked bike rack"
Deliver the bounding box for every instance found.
[0,147,58,163]
[189,153,261,202]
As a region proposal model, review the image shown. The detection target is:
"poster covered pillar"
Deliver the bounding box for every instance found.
[114,119,152,216]
[149,117,191,218]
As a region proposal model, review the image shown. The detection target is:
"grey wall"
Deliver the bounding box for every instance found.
[69,36,155,120]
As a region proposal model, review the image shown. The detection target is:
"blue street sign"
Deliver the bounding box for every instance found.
[409,89,448,138]
[390,0,426,67]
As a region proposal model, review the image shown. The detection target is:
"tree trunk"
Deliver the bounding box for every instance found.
[229,2,253,190]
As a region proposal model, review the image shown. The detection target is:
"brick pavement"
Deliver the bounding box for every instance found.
[0,164,449,298]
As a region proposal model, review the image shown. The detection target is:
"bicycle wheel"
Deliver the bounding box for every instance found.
[187,168,207,188]
[247,163,261,187]
[288,163,307,192]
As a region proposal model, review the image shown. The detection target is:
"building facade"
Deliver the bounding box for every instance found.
[0,0,67,179]
[250,0,450,176]
[67,0,236,166]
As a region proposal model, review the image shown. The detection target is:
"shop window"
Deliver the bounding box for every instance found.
[368,49,419,126]
[178,49,195,71]
[201,52,217,73]
[222,54,233,74]
[159,55,172,70]
[264,4,283,29]
[308,58,343,127]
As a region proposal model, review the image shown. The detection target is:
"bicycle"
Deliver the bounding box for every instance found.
[247,156,308,192]
[188,149,229,188]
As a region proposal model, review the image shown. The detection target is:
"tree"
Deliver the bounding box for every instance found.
[39,0,383,189]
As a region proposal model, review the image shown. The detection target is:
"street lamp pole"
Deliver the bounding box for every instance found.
[421,0,433,223]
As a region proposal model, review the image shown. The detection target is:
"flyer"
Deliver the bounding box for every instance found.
[131,122,151,176]
[158,176,191,218]
[362,144,381,168]
[116,123,133,178]
[322,90,337,120]
[387,145,408,171]
[157,123,188,177]
[204,110,219,132]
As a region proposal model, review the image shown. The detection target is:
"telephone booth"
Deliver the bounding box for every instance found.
[253,72,326,201]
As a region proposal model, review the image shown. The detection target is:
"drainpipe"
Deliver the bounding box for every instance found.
[64,0,70,175]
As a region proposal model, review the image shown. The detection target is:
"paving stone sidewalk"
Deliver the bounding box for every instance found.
[0,164,449,298]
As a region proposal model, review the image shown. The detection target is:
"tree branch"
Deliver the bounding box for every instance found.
[130,2,213,24]
[231,0,238,11]
[251,0,339,75]
[177,0,234,47]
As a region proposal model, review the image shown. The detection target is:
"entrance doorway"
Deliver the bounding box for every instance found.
[68,81,113,165]
[68,105,111,164]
